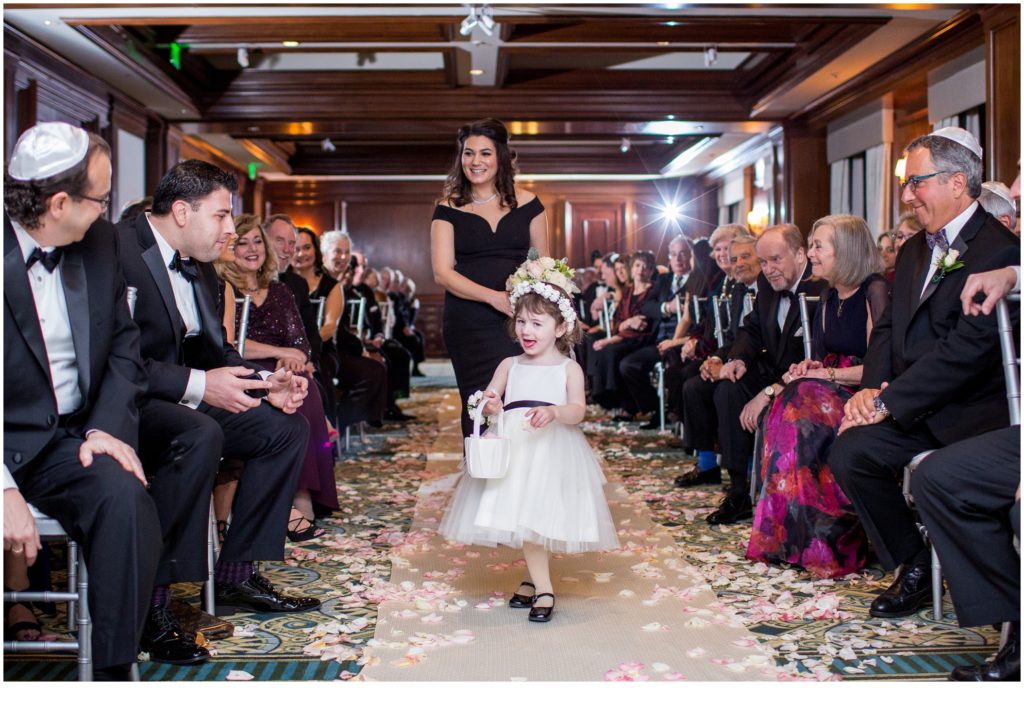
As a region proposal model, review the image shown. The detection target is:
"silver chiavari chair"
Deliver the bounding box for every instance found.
[381,299,395,340]
[797,293,820,360]
[311,296,326,328]
[711,295,726,348]
[602,297,615,337]
[347,298,367,339]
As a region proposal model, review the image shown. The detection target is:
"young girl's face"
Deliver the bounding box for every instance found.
[515,306,566,358]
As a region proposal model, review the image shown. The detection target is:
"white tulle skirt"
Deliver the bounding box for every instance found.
[438,410,620,554]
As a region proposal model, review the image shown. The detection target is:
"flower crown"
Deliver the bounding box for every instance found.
[506,248,580,331]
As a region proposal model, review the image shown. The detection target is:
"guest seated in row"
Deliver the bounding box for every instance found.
[684,224,827,524]
[390,271,427,377]
[876,229,897,283]
[292,226,343,403]
[619,236,694,429]
[319,230,388,428]
[891,209,922,253]
[829,127,1019,620]
[120,160,320,666]
[587,250,657,415]
[978,180,1017,233]
[676,233,761,486]
[217,215,338,539]
[746,214,888,578]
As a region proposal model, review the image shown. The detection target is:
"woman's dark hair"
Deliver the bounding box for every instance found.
[508,291,584,356]
[296,226,324,276]
[3,132,111,230]
[685,238,725,297]
[600,252,625,293]
[629,250,657,276]
[441,118,518,209]
[151,159,238,215]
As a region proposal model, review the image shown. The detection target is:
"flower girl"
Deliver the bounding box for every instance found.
[439,252,620,622]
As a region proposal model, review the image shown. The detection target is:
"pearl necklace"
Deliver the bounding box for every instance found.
[471,192,498,205]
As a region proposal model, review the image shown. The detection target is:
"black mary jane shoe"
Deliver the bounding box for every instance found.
[528,593,555,623]
[287,513,325,543]
[509,581,536,609]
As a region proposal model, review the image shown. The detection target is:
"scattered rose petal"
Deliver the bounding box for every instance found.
[226,670,254,681]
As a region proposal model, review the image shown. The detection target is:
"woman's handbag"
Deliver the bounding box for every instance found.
[464,404,510,479]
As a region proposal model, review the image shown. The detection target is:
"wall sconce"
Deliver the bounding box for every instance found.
[747,204,769,235]
[894,155,907,184]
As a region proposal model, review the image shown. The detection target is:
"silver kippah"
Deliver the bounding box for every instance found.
[7,122,90,181]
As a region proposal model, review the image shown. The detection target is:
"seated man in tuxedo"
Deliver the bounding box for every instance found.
[691,224,826,524]
[911,264,1020,683]
[3,122,162,680]
[830,127,1020,620]
[619,235,691,429]
[117,160,320,662]
[676,232,761,486]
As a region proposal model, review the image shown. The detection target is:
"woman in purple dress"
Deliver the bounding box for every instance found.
[219,215,339,541]
[747,214,889,578]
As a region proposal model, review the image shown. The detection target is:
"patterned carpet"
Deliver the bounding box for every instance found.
[3,373,1002,681]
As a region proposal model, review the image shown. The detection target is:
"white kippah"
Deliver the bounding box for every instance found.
[929,126,983,160]
[981,180,1015,206]
[7,122,90,181]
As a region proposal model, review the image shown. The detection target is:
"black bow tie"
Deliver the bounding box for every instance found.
[169,251,199,282]
[25,247,63,273]
[779,290,795,300]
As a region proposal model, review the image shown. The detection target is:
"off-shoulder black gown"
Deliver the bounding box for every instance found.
[432,197,544,437]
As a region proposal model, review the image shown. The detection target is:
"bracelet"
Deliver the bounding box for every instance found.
[827,367,836,383]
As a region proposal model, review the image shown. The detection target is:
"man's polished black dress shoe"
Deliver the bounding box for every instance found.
[950,623,1019,681]
[706,494,752,524]
[869,561,935,618]
[674,469,722,488]
[93,663,133,681]
[528,594,555,623]
[215,573,322,615]
[139,605,209,665]
[509,581,536,609]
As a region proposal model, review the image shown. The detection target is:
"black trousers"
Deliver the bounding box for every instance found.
[140,399,308,574]
[336,352,387,427]
[379,338,413,401]
[829,419,939,570]
[713,372,763,497]
[587,336,650,411]
[396,329,425,365]
[12,432,162,669]
[667,357,700,419]
[619,344,664,415]
[912,426,1020,627]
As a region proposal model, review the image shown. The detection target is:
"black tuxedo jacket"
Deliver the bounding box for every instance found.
[863,206,1020,444]
[728,270,828,383]
[116,213,258,403]
[4,215,146,469]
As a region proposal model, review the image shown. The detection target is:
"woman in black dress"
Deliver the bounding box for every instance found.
[430,118,549,437]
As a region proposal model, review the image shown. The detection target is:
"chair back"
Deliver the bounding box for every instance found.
[236,294,253,357]
[602,297,615,337]
[997,292,1021,426]
[711,295,725,347]
[347,297,367,338]
[381,299,395,340]
[126,286,138,318]
[797,293,820,361]
[311,296,326,327]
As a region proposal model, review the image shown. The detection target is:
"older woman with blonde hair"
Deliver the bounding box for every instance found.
[217,215,338,541]
[747,214,889,578]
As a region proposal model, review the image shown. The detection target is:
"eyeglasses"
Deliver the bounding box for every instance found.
[900,171,948,193]
[76,192,111,209]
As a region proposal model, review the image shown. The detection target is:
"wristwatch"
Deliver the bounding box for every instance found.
[873,396,890,417]
[763,385,776,398]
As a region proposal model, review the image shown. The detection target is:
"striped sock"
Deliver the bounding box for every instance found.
[215,560,255,586]
[150,585,171,608]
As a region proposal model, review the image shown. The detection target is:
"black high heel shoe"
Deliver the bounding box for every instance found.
[286,513,325,542]
[528,593,555,623]
[509,581,535,608]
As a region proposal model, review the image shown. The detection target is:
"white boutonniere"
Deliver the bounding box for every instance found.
[931,248,965,284]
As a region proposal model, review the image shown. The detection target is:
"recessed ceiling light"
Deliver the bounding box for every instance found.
[469,68,485,76]
[667,115,676,120]
[665,21,679,27]
[43,19,53,26]
[282,40,300,48]
[656,41,670,46]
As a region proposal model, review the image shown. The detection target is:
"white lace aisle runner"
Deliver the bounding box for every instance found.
[360,392,780,682]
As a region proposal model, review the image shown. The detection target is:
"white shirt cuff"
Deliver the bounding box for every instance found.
[180,369,206,409]
[258,370,273,381]
[1012,266,1020,293]
[4,464,18,490]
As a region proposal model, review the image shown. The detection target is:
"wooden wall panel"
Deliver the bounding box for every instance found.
[982,5,1021,185]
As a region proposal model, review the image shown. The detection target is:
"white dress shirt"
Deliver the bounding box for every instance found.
[13,221,83,415]
[920,201,979,298]
[777,262,807,332]
[145,215,206,408]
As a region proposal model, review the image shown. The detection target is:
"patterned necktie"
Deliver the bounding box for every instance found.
[169,251,199,282]
[925,229,949,253]
[25,247,63,273]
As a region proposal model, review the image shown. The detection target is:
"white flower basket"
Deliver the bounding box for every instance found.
[464,404,510,479]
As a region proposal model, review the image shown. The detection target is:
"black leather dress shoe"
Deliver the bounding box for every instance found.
[140,605,209,665]
[950,623,1020,681]
[216,573,322,615]
[869,562,934,618]
[706,494,752,524]
[509,581,535,609]
[93,663,133,681]
[675,469,722,488]
[528,594,555,623]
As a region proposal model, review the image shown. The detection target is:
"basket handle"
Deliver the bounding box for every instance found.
[471,400,503,438]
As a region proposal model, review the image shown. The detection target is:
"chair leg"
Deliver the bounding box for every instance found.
[131,663,141,682]
[358,421,366,444]
[344,426,351,452]
[67,541,78,631]
[931,545,943,620]
[750,426,762,503]
[77,554,92,682]
[657,365,666,432]
[205,503,217,616]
